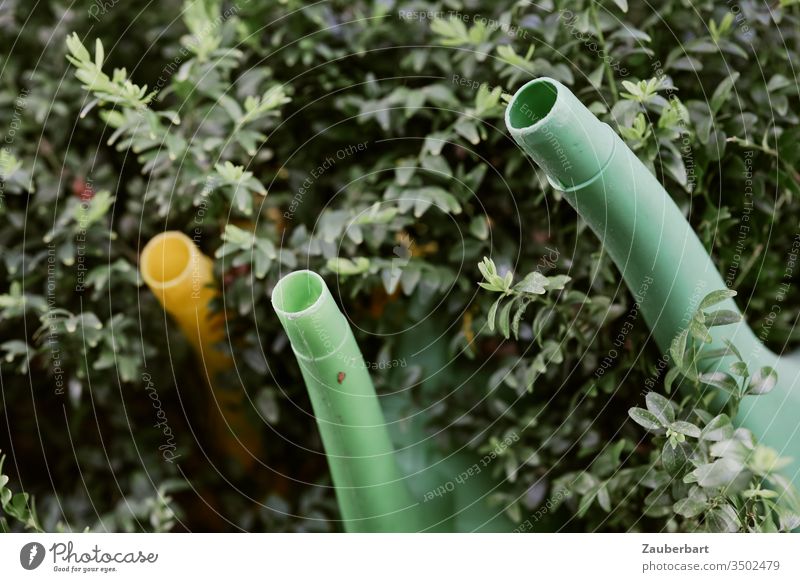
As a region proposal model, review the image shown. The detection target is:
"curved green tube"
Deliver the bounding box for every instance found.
[505,77,800,484]
[272,270,423,531]
[272,270,516,532]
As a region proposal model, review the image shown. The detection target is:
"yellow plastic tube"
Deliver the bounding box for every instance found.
[140,231,261,469]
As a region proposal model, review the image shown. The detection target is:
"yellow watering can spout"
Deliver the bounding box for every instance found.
[140,231,262,470]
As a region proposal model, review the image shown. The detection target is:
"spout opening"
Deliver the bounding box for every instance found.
[506,79,558,131]
[140,231,195,289]
[272,270,326,318]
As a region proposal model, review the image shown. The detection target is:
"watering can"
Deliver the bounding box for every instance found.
[272,78,800,531]
[502,78,800,488]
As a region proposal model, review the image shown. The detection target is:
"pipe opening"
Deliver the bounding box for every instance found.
[507,80,558,130]
[141,232,193,287]
[273,270,324,315]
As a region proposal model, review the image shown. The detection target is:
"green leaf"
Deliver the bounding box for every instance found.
[778,508,800,532]
[710,72,740,114]
[701,414,734,441]
[11,491,29,510]
[66,32,91,63]
[532,306,554,341]
[430,17,471,46]
[743,488,778,499]
[767,73,792,92]
[669,329,689,368]
[698,372,739,395]
[381,267,402,294]
[730,360,749,377]
[0,150,23,180]
[663,366,682,394]
[673,497,706,518]
[394,159,417,186]
[748,367,777,395]
[487,297,502,332]
[628,407,663,431]
[698,289,736,310]
[478,256,496,279]
[693,457,744,488]
[709,439,750,462]
[474,84,502,116]
[326,257,370,276]
[590,440,627,476]
[669,420,701,438]
[511,298,530,339]
[645,392,675,425]
[723,339,744,361]
[75,190,114,228]
[419,156,453,179]
[597,484,611,512]
[543,275,571,291]
[689,319,712,343]
[454,119,480,144]
[577,489,597,518]
[469,216,489,241]
[703,309,741,327]
[662,441,691,474]
[705,504,740,532]
[220,224,253,246]
[621,80,643,99]
[748,445,791,475]
[498,300,514,339]
[514,272,548,295]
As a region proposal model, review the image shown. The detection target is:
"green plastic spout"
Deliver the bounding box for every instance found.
[271,270,424,532]
[272,270,518,532]
[506,77,800,485]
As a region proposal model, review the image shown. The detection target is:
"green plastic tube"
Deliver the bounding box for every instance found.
[272,270,517,532]
[271,270,425,532]
[505,77,800,485]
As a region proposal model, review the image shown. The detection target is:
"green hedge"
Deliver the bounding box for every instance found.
[1,0,799,532]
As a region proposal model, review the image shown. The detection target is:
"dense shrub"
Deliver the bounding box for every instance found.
[1,0,799,532]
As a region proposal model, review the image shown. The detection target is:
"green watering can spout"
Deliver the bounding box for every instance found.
[272,270,517,532]
[505,77,800,488]
[272,270,423,532]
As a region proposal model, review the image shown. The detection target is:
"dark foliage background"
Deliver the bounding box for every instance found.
[1,0,799,532]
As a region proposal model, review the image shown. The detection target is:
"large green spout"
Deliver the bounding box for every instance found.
[505,77,800,484]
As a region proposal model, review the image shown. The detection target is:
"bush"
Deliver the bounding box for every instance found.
[1,0,799,532]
